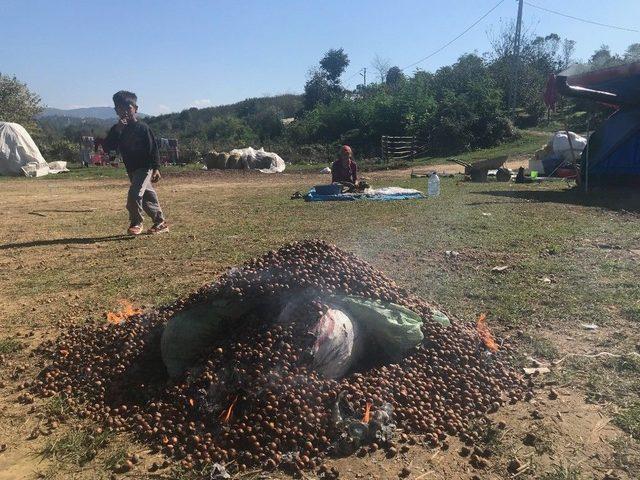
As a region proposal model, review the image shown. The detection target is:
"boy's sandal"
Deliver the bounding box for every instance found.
[127,224,144,236]
[147,222,169,234]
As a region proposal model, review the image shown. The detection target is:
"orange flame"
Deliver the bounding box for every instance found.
[106,300,142,324]
[476,313,499,352]
[220,395,238,423]
[362,402,371,423]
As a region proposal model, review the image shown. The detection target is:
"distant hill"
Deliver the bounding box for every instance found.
[147,94,303,138]
[39,107,148,120]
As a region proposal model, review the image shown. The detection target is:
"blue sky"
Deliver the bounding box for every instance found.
[2,0,638,115]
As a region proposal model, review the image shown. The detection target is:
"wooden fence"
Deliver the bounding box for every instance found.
[381,135,427,162]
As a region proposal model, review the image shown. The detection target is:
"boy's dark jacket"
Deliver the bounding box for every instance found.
[104,121,160,172]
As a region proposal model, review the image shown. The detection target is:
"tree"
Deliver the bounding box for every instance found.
[303,69,333,110]
[561,39,576,69]
[589,45,623,68]
[487,23,570,122]
[371,54,391,83]
[247,106,284,143]
[385,67,405,88]
[303,49,351,110]
[0,74,43,129]
[319,48,350,83]
[624,43,640,62]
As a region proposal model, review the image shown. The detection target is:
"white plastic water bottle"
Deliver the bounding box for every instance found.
[428,171,440,197]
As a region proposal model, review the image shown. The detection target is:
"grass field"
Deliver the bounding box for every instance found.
[1,149,639,479]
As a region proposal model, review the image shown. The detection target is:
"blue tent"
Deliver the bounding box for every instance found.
[557,62,640,187]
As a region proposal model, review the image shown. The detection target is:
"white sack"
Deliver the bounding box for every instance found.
[0,122,49,177]
[229,146,285,173]
[278,300,360,379]
[47,161,69,174]
[310,307,358,379]
[552,131,587,162]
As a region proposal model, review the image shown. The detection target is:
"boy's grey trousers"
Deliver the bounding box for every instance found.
[127,168,165,227]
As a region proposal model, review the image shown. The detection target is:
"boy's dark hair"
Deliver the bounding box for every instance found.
[112,90,137,108]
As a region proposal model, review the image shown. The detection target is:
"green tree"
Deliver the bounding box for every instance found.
[319,48,350,83]
[488,23,570,122]
[247,106,284,143]
[0,73,43,129]
[624,43,640,62]
[385,67,405,88]
[589,45,623,68]
[303,69,333,110]
[205,116,255,148]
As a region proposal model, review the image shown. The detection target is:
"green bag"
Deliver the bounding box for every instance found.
[332,296,425,357]
[161,298,254,378]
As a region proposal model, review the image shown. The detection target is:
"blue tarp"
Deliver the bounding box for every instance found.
[304,188,425,202]
[581,108,640,186]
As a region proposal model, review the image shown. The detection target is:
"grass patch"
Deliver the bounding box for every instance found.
[43,396,70,420]
[102,445,129,472]
[0,337,23,354]
[623,306,640,322]
[40,428,112,466]
[520,333,559,360]
[615,403,640,439]
[611,435,640,474]
[539,465,583,480]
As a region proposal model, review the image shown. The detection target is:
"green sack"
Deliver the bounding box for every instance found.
[161,298,254,378]
[430,308,451,328]
[332,296,425,357]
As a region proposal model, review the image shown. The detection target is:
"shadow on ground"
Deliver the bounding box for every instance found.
[0,235,134,250]
[475,187,640,213]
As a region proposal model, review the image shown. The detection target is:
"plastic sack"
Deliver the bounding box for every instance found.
[225,153,241,169]
[310,307,360,379]
[279,295,426,379]
[204,151,230,170]
[229,147,286,173]
[161,298,254,378]
[47,161,69,173]
[277,299,361,379]
[552,131,587,161]
[334,296,424,358]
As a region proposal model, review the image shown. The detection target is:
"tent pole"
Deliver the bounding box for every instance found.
[585,116,590,193]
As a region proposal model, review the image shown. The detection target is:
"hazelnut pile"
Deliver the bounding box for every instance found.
[32,240,526,475]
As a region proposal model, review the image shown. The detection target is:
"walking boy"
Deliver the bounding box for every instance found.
[105,91,168,235]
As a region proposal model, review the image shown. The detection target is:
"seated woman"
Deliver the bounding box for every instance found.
[331,145,357,185]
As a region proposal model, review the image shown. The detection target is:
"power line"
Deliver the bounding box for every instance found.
[524,1,638,33]
[401,0,506,71]
[344,68,366,88]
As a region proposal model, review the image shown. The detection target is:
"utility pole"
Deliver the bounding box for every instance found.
[360,68,367,87]
[508,0,524,120]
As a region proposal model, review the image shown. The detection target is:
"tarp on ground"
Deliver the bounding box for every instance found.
[304,187,425,202]
[0,122,50,177]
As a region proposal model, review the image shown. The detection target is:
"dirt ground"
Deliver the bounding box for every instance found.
[0,167,638,480]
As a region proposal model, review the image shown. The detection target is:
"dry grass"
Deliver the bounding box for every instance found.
[1,165,640,479]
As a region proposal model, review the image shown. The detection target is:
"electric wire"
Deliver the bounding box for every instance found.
[401,0,506,71]
[524,1,638,33]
